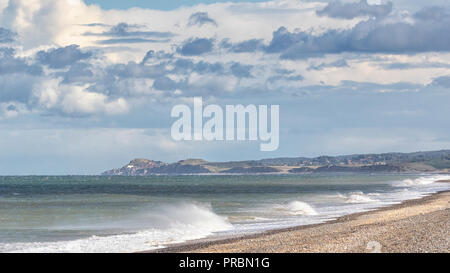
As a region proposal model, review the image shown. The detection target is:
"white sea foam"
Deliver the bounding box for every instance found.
[367,193,381,196]
[335,191,378,203]
[345,194,377,204]
[274,201,318,216]
[1,202,232,253]
[394,175,450,187]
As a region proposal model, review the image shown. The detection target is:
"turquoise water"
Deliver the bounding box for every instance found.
[0,174,449,252]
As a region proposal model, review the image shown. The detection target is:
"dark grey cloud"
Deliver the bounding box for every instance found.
[82,23,109,27]
[60,63,94,84]
[0,73,39,103]
[178,38,214,56]
[0,28,15,43]
[264,27,308,54]
[107,62,167,79]
[0,49,42,106]
[140,50,174,65]
[141,50,156,64]
[86,22,175,39]
[230,62,253,78]
[263,6,450,59]
[152,76,184,91]
[308,59,349,70]
[430,75,450,88]
[317,0,393,19]
[382,61,450,70]
[268,74,304,83]
[36,45,92,69]
[86,62,168,98]
[97,38,171,45]
[84,23,174,45]
[188,12,218,27]
[221,39,265,53]
[170,59,224,75]
[192,61,224,74]
[0,48,42,75]
[6,104,16,111]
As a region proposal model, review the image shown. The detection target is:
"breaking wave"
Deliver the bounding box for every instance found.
[1,202,232,253]
[345,194,377,204]
[274,201,318,216]
[336,191,378,203]
[394,175,450,187]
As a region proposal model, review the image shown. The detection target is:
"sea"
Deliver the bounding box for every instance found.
[0,173,449,253]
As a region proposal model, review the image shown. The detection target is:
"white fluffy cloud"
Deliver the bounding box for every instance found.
[34,79,128,115]
[1,0,102,50]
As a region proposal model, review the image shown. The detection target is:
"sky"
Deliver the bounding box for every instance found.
[1,0,450,175]
[84,0,270,10]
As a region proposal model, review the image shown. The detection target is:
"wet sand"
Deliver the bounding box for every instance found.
[150,189,450,253]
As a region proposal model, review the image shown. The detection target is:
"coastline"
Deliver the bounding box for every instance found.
[148,188,450,253]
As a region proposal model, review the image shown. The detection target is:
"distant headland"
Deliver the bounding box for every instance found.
[102,150,450,176]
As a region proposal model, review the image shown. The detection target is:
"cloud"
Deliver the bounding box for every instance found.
[0,73,39,104]
[96,38,171,44]
[308,59,349,70]
[171,59,224,74]
[264,6,450,59]
[141,50,156,64]
[0,102,27,119]
[414,6,450,20]
[430,75,450,88]
[381,62,450,70]
[268,74,304,83]
[36,45,92,69]
[86,22,175,39]
[0,27,15,43]
[264,27,307,54]
[107,62,166,79]
[230,62,253,78]
[188,12,218,27]
[0,0,102,49]
[178,38,214,56]
[0,49,43,104]
[0,47,129,117]
[152,76,183,91]
[317,0,393,19]
[60,63,94,84]
[141,50,174,64]
[221,38,264,53]
[60,87,128,115]
[0,48,42,75]
[34,79,129,116]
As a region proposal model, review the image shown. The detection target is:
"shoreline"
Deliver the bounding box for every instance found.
[148,188,450,253]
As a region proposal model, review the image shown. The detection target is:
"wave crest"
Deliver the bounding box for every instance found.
[274,201,318,216]
[395,175,450,187]
[336,191,378,203]
[2,202,232,253]
[345,194,377,204]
